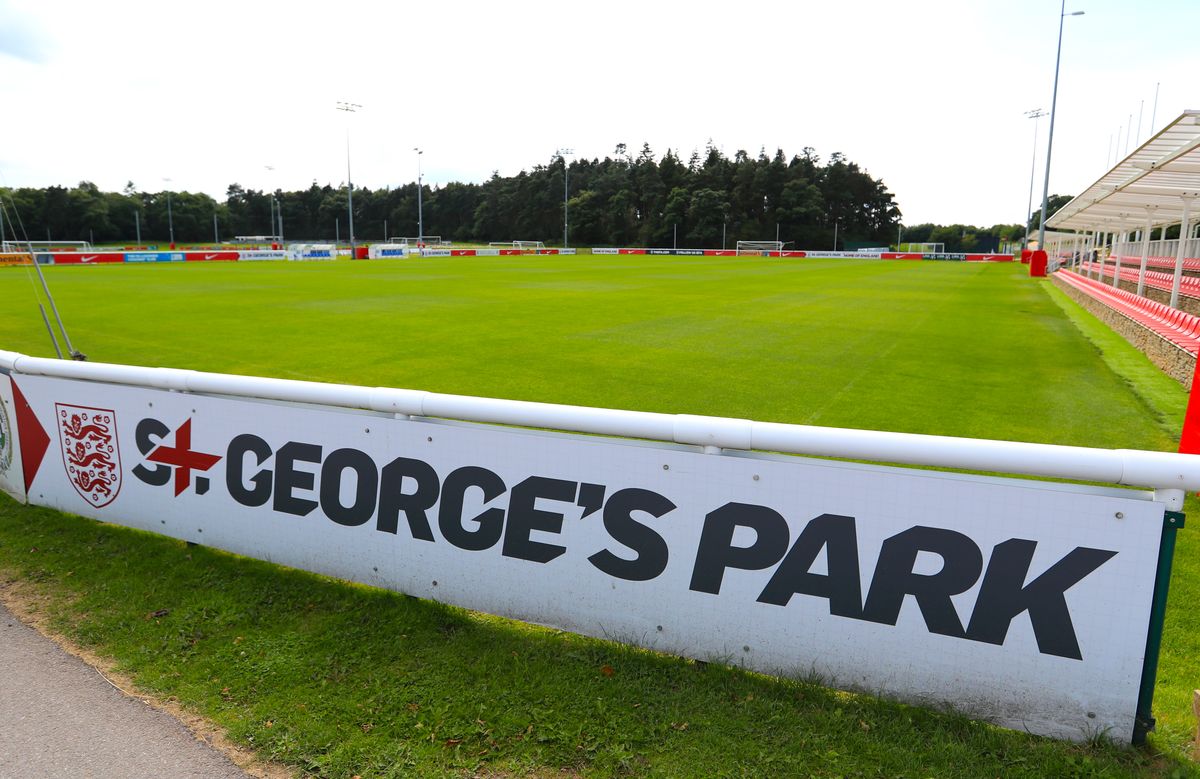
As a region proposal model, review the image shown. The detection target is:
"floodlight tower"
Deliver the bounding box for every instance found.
[1036,2,1085,252]
[1024,109,1047,246]
[556,148,574,248]
[414,148,424,244]
[264,164,283,242]
[161,177,175,244]
[336,101,362,251]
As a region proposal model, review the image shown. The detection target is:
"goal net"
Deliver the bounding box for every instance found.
[899,242,945,254]
[736,240,783,256]
[488,240,546,252]
[2,240,92,252]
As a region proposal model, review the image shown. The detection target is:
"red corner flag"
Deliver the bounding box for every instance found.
[1180,358,1200,454]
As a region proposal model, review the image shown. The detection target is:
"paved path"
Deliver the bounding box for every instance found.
[0,602,248,779]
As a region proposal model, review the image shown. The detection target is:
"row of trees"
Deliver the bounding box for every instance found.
[1,144,904,249]
[0,146,1086,252]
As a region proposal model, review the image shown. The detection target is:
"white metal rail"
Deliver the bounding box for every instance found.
[2,350,1196,504]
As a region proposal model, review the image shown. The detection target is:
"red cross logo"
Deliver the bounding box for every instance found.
[146,419,221,496]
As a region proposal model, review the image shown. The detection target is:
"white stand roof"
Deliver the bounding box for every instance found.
[1048,111,1200,233]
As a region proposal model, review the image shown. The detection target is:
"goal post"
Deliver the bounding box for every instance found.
[899,242,945,254]
[736,240,783,256]
[488,240,546,252]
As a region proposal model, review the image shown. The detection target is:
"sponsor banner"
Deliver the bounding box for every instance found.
[238,250,287,261]
[592,248,620,255]
[922,253,968,261]
[648,249,705,256]
[619,248,647,255]
[771,251,806,258]
[288,245,338,260]
[125,252,186,263]
[420,248,452,257]
[882,253,925,260]
[34,253,54,265]
[536,249,560,255]
[187,251,239,262]
[369,245,410,259]
[9,372,1166,742]
[964,254,1014,263]
[802,251,883,259]
[559,249,577,256]
[0,373,23,503]
[0,253,33,266]
[450,250,477,257]
[499,249,522,256]
[51,252,124,265]
[475,248,500,256]
[704,250,736,256]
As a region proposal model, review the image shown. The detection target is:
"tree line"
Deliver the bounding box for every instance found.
[0,143,1056,251]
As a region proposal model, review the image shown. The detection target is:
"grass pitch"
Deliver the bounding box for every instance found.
[0,257,1197,777]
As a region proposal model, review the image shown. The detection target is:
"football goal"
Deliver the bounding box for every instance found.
[736,240,783,255]
[2,240,92,252]
[488,240,546,252]
[898,242,945,254]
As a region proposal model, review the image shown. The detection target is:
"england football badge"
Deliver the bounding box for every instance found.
[56,403,122,507]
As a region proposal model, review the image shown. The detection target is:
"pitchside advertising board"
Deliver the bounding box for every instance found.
[0,370,1169,742]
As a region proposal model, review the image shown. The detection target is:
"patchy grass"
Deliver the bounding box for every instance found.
[0,257,1197,776]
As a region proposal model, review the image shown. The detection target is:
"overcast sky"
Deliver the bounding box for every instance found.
[0,0,1195,227]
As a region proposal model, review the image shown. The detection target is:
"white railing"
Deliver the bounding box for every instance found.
[1112,238,1200,260]
[1,349,1197,502]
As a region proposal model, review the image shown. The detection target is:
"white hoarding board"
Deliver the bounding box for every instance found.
[8,373,1164,741]
[238,250,288,261]
[802,251,883,259]
[368,245,409,259]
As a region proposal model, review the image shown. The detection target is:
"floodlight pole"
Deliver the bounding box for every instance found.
[265,164,283,243]
[1024,109,1047,246]
[556,148,574,248]
[833,219,839,251]
[1150,82,1160,135]
[337,101,362,252]
[1037,3,1084,252]
[213,212,219,243]
[414,148,424,244]
[134,210,141,244]
[162,177,174,245]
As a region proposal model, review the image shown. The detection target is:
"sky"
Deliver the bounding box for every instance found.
[0,0,1196,228]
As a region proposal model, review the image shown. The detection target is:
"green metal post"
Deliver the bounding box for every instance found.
[1133,510,1185,744]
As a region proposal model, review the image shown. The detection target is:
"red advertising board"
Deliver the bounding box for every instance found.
[185,251,239,262]
[703,250,736,256]
[51,252,124,265]
[882,253,924,260]
[618,249,647,255]
[451,249,477,257]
